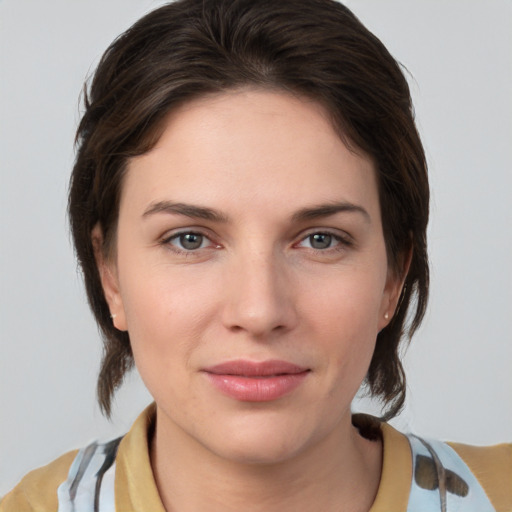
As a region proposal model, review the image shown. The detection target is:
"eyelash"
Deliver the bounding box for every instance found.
[160,229,353,255]
[295,231,353,252]
[161,230,218,255]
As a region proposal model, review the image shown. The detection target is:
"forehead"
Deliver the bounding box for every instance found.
[122,89,379,220]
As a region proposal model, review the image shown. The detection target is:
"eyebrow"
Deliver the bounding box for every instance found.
[142,200,370,223]
[291,201,371,223]
[143,201,229,222]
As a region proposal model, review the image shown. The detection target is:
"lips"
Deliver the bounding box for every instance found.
[202,360,310,402]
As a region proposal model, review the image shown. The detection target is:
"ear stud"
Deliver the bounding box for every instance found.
[110,313,117,319]
[384,312,389,320]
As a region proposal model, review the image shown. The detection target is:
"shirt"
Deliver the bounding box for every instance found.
[2,404,511,511]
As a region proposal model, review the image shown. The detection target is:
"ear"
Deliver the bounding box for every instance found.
[378,246,413,331]
[91,223,127,331]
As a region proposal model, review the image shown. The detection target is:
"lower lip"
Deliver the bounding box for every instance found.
[204,372,309,402]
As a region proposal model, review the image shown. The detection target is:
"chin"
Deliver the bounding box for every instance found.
[204,413,321,466]
[215,436,304,466]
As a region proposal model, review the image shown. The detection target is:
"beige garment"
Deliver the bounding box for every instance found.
[2,405,511,512]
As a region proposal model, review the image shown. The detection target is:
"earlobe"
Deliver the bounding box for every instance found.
[379,246,413,330]
[379,279,400,331]
[91,224,127,331]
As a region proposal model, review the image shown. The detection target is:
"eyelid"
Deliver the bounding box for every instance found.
[295,227,353,245]
[158,226,353,253]
[160,228,221,251]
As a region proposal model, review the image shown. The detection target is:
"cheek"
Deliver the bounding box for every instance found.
[117,262,220,369]
[303,269,385,379]
[305,269,385,335]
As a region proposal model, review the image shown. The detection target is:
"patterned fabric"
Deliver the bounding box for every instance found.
[55,432,497,512]
[57,438,122,512]
[406,434,496,512]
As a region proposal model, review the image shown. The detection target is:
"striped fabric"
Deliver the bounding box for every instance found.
[56,434,496,511]
[57,437,122,512]
[406,435,496,512]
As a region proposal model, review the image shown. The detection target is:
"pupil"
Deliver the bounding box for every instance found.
[180,233,202,250]
[311,233,331,249]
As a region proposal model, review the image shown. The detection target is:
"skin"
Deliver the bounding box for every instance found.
[96,89,406,511]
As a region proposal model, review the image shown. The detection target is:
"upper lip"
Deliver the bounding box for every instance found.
[203,360,309,377]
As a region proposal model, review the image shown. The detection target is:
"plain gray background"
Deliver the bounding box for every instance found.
[1,0,511,495]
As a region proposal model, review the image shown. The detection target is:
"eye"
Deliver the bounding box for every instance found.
[165,232,212,251]
[298,232,341,250]
[297,231,352,252]
[308,233,334,249]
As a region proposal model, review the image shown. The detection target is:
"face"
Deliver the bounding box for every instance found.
[100,89,402,465]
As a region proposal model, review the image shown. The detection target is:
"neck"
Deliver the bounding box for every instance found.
[150,410,382,512]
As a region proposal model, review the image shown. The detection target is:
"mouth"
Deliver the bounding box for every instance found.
[202,360,310,402]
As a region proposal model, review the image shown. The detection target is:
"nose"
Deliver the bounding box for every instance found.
[221,249,298,338]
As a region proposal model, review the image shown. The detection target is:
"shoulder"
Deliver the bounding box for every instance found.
[407,433,511,512]
[449,441,512,512]
[0,450,78,512]
[369,415,512,512]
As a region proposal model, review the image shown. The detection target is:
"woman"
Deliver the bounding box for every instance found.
[1,0,510,511]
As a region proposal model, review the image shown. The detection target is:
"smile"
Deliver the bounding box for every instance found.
[202,360,310,402]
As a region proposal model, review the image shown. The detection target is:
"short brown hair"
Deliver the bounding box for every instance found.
[69,0,429,419]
